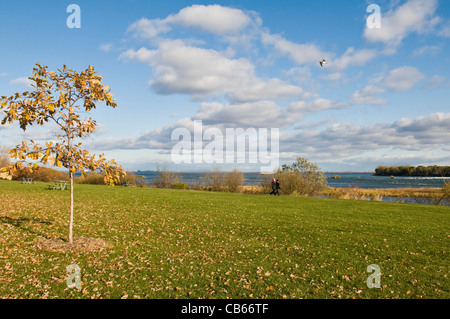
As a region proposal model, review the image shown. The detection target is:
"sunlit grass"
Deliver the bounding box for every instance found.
[0,180,448,299]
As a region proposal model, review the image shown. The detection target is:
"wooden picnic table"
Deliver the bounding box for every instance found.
[48,180,69,190]
[21,177,34,184]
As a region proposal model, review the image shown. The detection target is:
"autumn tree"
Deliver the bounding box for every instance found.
[0,62,125,244]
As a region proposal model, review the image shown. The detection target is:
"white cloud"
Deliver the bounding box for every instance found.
[280,112,450,159]
[89,110,450,172]
[383,66,425,91]
[269,45,378,81]
[166,5,253,35]
[349,66,426,106]
[121,40,253,98]
[90,111,285,152]
[394,112,450,141]
[261,32,331,65]
[330,48,378,71]
[124,3,387,112]
[283,67,312,83]
[412,45,441,57]
[91,119,195,151]
[9,77,33,88]
[227,78,302,103]
[364,0,440,48]
[128,17,171,39]
[99,43,112,52]
[120,47,157,63]
[350,85,387,106]
[294,118,336,130]
[438,24,450,37]
[128,4,253,39]
[193,101,293,128]
[120,40,302,102]
[322,72,342,81]
[288,98,347,114]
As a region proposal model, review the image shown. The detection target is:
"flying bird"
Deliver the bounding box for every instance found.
[319,59,327,67]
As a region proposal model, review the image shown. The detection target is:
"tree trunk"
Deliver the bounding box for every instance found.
[69,171,74,244]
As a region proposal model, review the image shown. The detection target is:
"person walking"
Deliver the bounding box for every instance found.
[275,179,280,196]
[270,178,277,195]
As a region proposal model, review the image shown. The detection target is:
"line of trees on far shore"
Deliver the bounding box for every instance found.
[374,165,450,177]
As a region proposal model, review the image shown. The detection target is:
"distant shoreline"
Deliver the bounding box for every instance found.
[134,170,375,174]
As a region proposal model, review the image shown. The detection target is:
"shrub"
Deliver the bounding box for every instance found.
[12,166,69,182]
[441,182,450,206]
[189,181,205,191]
[74,171,145,186]
[203,168,225,192]
[153,166,181,188]
[172,182,189,190]
[280,157,327,195]
[275,170,303,195]
[120,171,146,186]
[259,174,274,194]
[132,174,148,187]
[428,181,450,206]
[224,169,244,193]
[74,172,105,185]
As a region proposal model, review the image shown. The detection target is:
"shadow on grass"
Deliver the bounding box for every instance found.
[0,216,53,239]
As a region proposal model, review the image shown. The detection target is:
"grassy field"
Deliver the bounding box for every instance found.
[0,179,448,299]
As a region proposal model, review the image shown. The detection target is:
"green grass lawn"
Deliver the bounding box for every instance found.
[0,179,448,299]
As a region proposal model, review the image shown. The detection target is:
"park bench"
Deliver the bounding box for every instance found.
[122,181,131,187]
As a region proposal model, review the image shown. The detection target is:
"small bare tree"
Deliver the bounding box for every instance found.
[204,167,224,191]
[153,165,181,188]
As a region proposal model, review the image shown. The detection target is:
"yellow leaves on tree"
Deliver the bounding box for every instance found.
[0,62,126,244]
[0,63,124,180]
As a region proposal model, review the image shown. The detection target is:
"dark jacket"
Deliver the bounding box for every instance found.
[276,180,280,189]
[271,180,277,189]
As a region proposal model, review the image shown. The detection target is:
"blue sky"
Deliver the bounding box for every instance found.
[0,0,449,172]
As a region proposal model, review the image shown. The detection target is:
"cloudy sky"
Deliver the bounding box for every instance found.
[0,0,449,172]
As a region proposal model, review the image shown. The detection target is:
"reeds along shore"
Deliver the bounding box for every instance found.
[240,185,450,205]
[239,185,444,199]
